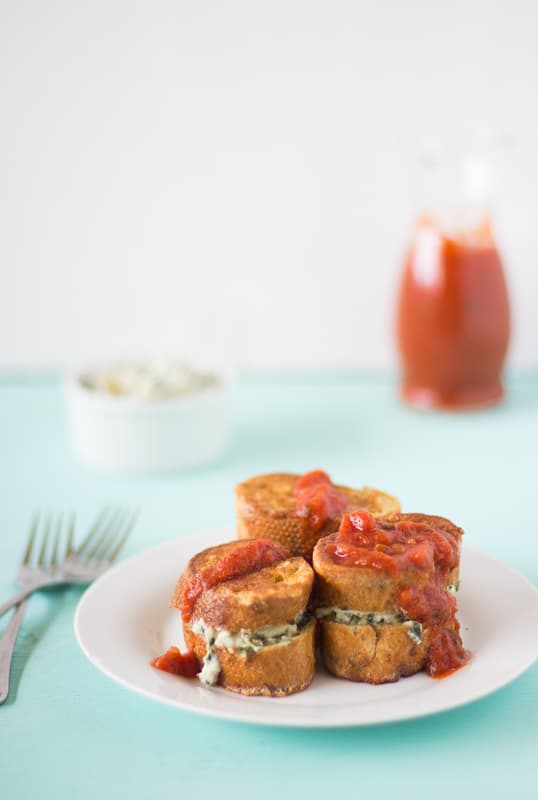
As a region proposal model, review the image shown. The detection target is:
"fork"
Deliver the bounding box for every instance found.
[0,508,136,618]
[0,508,136,704]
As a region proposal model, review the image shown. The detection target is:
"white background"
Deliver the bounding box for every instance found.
[1,0,537,371]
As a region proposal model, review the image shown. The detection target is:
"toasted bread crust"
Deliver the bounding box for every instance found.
[313,513,463,683]
[313,512,463,612]
[171,541,313,629]
[313,534,433,612]
[236,473,400,561]
[174,540,315,695]
[319,620,432,684]
[185,619,316,696]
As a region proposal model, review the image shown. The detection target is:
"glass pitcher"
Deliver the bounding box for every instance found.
[396,143,511,410]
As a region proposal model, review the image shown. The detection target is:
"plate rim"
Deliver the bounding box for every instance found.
[74,531,538,728]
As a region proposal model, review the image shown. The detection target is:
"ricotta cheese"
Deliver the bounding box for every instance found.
[87,358,218,400]
[191,612,310,686]
[315,606,423,645]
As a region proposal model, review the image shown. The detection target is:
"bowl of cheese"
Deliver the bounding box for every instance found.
[65,358,233,471]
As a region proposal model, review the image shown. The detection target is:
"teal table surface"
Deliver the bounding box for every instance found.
[0,373,537,799]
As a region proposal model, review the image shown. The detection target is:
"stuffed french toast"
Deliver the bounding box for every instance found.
[165,539,315,696]
[236,470,400,561]
[313,510,469,684]
[151,476,470,695]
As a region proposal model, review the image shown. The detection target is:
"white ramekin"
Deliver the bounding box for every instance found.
[64,365,233,472]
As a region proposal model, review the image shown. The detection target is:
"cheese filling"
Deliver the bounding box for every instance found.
[315,607,423,646]
[191,611,311,686]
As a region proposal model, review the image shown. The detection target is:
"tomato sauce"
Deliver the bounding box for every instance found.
[325,510,470,677]
[150,646,200,678]
[397,580,456,628]
[397,221,510,410]
[180,539,290,622]
[326,510,459,577]
[427,629,470,678]
[294,470,348,532]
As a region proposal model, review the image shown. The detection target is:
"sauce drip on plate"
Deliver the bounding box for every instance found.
[150,646,200,678]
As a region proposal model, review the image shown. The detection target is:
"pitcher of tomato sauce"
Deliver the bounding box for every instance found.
[396,148,510,410]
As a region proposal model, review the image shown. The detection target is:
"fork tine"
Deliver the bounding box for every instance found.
[97,509,138,564]
[64,512,75,559]
[74,508,111,556]
[37,514,52,566]
[84,508,124,560]
[49,513,63,568]
[22,512,40,565]
[90,510,127,563]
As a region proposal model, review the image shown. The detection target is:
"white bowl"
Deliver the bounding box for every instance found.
[65,365,233,472]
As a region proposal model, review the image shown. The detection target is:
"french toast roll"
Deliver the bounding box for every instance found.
[382,513,463,588]
[320,619,432,684]
[171,539,315,696]
[313,510,469,684]
[236,470,400,561]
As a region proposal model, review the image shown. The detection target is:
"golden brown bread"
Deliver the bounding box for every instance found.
[313,533,430,613]
[172,540,315,696]
[314,533,430,683]
[171,541,313,629]
[312,509,463,610]
[313,513,463,684]
[185,619,316,697]
[320,620,431,684]
[236,473,400,561]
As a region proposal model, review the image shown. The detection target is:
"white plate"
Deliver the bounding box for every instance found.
[75,531,538,727]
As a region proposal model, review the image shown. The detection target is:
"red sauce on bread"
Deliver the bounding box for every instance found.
[294,470,348,532]
[397,580,456,627]
[180,539,290,622]
[150,646,200,677]
[328,510,459,577]
[325,510,470,677]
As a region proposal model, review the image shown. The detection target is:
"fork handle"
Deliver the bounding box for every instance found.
[0,601,27,704]
[0,587,34,619]
[0,580,62,618]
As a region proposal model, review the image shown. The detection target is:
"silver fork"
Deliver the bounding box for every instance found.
[0,508,136,704]
[0,508,136,618]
